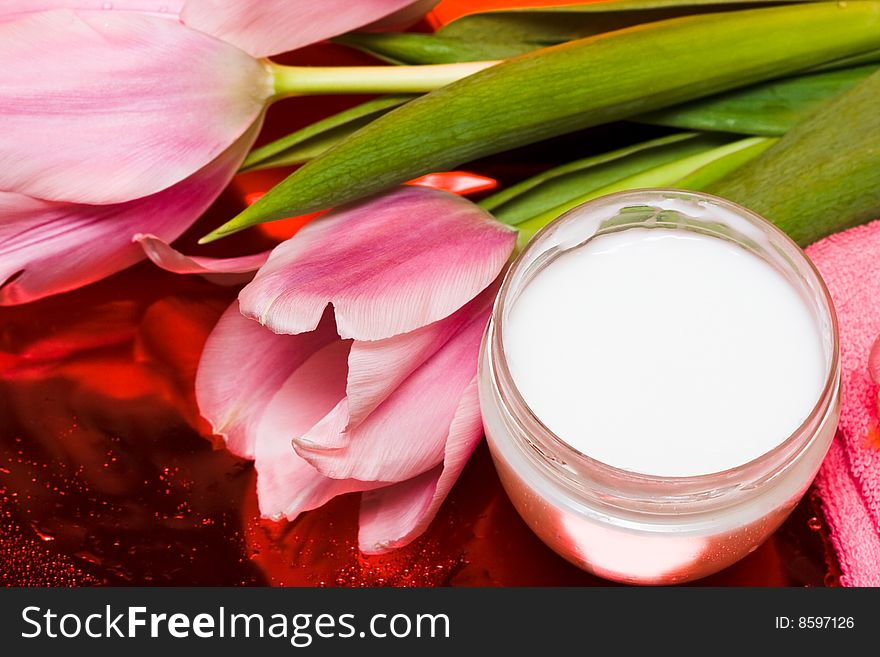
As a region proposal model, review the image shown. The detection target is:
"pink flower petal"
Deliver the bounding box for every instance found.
[298,287,495,449]
[0,123,259,306]
[133,233,270,286]
[358,376,484,554]
[252,336,384,521]
[363,0,440,31]
[0,1,183,21]
[0,10,271,204]
[294,307,489,482]
[181,0,429,58]
[194,302,337,460]
[239,186,515,340]
[256,435,383,522]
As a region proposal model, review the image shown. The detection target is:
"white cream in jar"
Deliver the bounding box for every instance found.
[504,227,826,477]
[478,190,840,584]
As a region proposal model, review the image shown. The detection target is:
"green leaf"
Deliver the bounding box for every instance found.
[514,136,772,247]
[439,0,804,41]
[709,68,880,246]
[338,0,813,64]
[637,64,877,135]
[241,95,414,172]
[205,3,880,242]
[334,33,527,65]
[246,64,876,174]
[673,136,777,187]
[482,132,733,224]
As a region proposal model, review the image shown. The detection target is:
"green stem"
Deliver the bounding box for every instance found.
[269,60,499,98]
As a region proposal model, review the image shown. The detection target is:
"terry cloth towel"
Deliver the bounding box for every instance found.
[806,220,880,587]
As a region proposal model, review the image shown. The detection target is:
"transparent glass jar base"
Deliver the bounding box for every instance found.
[478,189,841,585]
[483,393,838,584]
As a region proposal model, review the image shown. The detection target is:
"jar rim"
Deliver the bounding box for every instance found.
[486,188,841,506]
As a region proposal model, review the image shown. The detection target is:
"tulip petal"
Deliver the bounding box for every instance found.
[256,434,383,522]
[181,0,428,58]
[133,233,269,285]
[239,186,515,340]
[0,123,259,306]
[294,308,488,482]
[252,336,384,521]
[0,1,183,21]
[0,10,271,204]
[358,376,483,554]
[195,302,338,460]
[363,0,440,31]
[299,287,494,449]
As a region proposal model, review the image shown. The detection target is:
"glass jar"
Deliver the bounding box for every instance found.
[478,189,841,585]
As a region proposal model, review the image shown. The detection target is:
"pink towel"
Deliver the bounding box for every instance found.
[806,220,880,587]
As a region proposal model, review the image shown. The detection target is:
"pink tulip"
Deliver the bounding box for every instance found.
[195,187,516,553]
[0,0,440,304]
[0,9,271,205]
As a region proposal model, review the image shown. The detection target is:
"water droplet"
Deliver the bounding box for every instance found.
[807,516,823,532]
[74,550,103,566]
